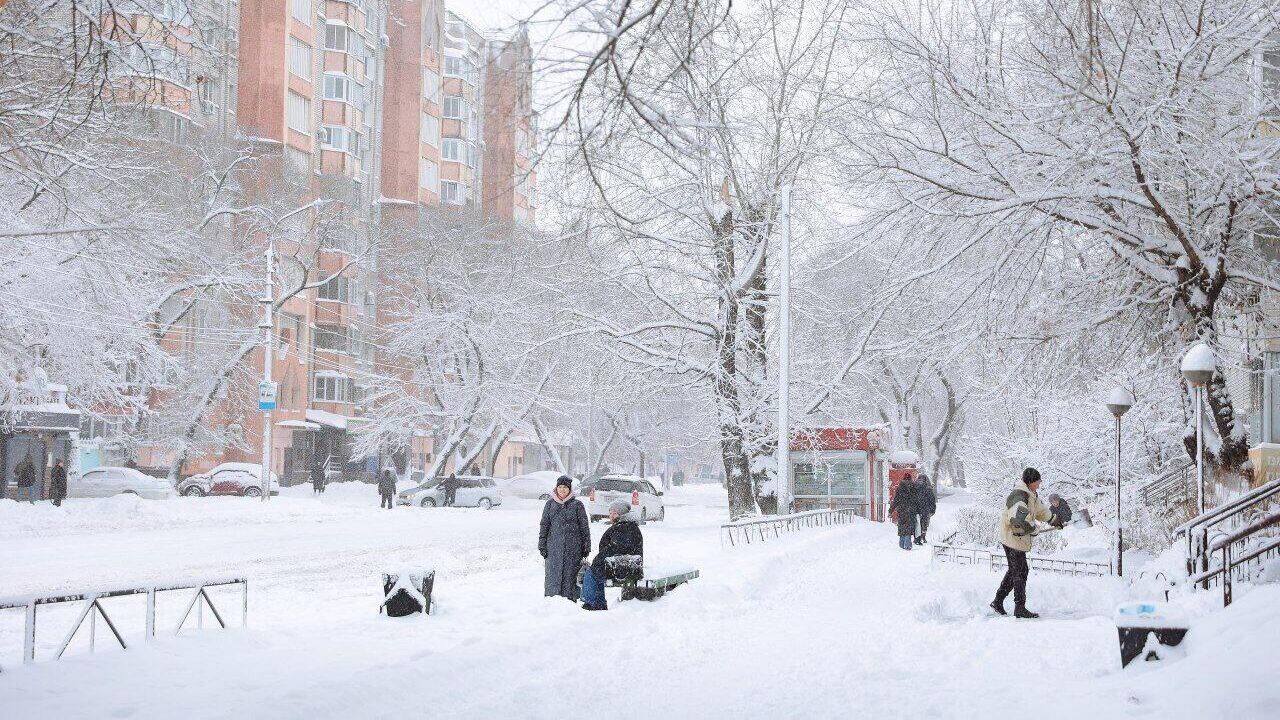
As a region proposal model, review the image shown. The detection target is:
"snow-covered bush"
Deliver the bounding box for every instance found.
[954,505,1000,548]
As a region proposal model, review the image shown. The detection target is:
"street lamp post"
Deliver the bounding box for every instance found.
[1181,343,1217,517]
[1106,387,1133,576]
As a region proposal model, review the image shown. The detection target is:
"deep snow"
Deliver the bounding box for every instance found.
[0,484,1276,719]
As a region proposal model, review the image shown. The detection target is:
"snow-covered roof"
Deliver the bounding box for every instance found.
[306,409,348,429]
[277,420,321,430]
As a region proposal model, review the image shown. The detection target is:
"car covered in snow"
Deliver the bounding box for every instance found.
[177,462,279,497]
[71,466,176,500]
[580,475,664,522]
[397,475,502,509]
[500,470,567,500]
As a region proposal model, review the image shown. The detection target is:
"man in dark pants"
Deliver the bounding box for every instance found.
[992,468,1063,618]
[442,472,459,507]
[378,469,397,509]
[913,474,937,545]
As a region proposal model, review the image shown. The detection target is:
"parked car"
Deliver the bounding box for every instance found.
[71,466,175,500]
[397,475,502,509]
[178,463,279,497]
[500,470,566,500]
[580,474,665,522]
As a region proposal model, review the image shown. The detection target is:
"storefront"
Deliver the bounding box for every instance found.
[1,390,81,500]
[789,427,889,520]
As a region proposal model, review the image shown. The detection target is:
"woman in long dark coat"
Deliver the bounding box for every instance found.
[539,475,591,600]
[888,475,920,551]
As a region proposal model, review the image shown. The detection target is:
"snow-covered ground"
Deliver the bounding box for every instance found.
[1,484,1277,719]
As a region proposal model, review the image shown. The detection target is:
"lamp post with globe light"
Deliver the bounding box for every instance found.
[1181,343,1217,516]
[1106,387,1134,576]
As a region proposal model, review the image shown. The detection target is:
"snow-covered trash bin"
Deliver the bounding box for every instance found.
[381,568,435,617]
[1115,602,1188,668]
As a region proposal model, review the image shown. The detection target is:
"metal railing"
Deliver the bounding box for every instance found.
[1175,477,1280,586]
[0,576,247,671]
[720,508,860,547]
[1140,462,1195,508]
[1188,509,1280,606]
[931,543,1112,577]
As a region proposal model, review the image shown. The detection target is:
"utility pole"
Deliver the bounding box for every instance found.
[776,185,793,515]
[258,239,277,502]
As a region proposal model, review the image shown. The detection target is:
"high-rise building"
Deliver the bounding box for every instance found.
[103,0,538,483]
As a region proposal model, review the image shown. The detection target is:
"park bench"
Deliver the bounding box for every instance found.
[604,556,700,601]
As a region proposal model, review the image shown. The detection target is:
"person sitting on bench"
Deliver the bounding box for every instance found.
[581,501,644,611]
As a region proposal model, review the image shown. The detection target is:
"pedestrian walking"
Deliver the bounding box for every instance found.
[311,462,326,494]
[914,474,937,545]
[49,459,68,507]
[442,472,459,507]
[581,501,644,611]
[991,468,1063,618]
[888,475,920,550]
[15,455,38,503]
[539,475,591,601]
[378,468,397,509]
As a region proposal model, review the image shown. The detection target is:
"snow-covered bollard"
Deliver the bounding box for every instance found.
[1115,602,1188,668]
[381,567,435,617]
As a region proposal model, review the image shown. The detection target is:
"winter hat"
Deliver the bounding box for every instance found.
[608,501,631,518]
[556,475,573,490]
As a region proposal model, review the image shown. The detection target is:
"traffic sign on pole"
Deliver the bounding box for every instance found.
[258,381,277,411]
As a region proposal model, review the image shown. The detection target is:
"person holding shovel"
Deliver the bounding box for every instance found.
[991,467,1063,618]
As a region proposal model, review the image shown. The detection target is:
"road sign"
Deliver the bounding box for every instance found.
[258,381,278,410]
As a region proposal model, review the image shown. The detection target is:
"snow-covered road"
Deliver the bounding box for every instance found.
[1,485,1276,719]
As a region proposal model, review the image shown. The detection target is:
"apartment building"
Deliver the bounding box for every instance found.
[101,0,538,484]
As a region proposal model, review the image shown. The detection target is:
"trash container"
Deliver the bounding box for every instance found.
[381,568,435,617]
[1114,602,1188,667]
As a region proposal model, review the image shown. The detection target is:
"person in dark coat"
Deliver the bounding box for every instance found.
[311,463,326,494]
[1048,494,1072,527]
[888,475,920,550]
[378,468,397,509]
[49,459,68,507]
[913,474,937,545]
[442,472,459,507]
[539,475,590,600]
[581,501,645,611]
[15,455,38,503]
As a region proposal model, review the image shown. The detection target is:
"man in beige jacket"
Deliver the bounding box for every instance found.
[991,468,1064,618]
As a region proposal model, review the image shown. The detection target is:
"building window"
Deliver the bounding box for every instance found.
[444,55,467,78]
[313,374,353,402]
[323,73,355,103]
[423,69,440,103]
[440,180,466,205]
[286,91,310,134]
[285,146,311,177]
[420,159,438,191]
[317,275,351,302]
[314,323,350,352]
[443,96,464,119]
[319,125,359,155]
[325,22,352,53]
[287,39,312,80]
[441,138,462,161]
[291,0,311,24]
[420,113,439,146]
[465,141,477,168]
[198,79,216,113]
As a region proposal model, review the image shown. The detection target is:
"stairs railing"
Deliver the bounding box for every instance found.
[1175,476,1280,587]
[1187,508,1280,606]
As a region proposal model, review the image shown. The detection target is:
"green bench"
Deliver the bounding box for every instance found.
[605,559,700,601]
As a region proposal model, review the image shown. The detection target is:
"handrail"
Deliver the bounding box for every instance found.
[931,543,1111,577]
[1140,462,1194,505]
[1173,476,1280,537]
[720,508,860,547]
[0,577,247,672]
[1187,508,1280,606]
[1175,477,1280,584]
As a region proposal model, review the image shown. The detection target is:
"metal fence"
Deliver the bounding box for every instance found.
[720,508,860,547]
[0,576,247,672]
[931,543,1112,577]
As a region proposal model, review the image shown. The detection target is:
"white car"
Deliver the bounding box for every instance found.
[397,476,503,509]
[582,475,665,522]
[500,470,566,500]
[72,466,175,500]
[178,462,280,497]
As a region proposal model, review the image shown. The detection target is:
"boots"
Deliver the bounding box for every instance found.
[1014,607,1040,619]
[989,599,1007,616]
